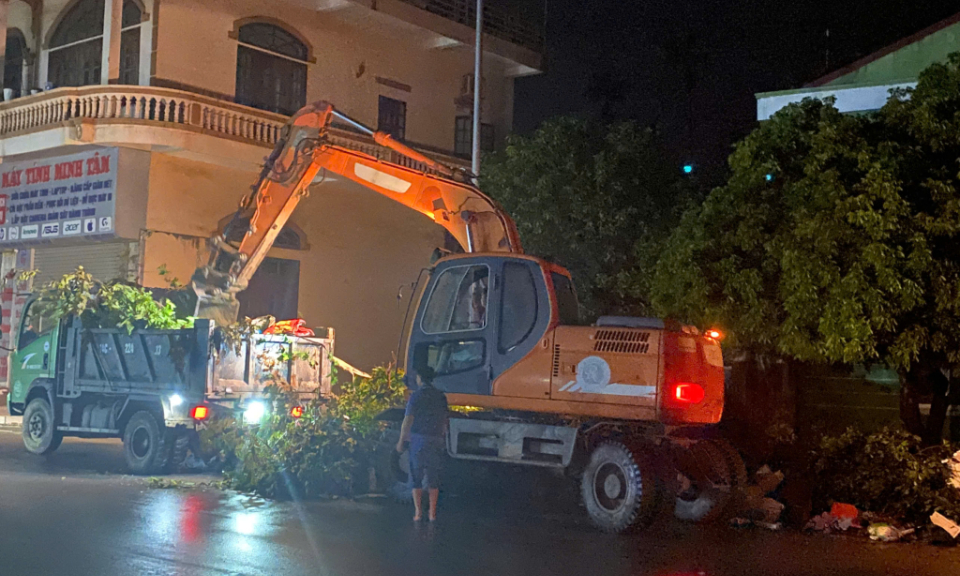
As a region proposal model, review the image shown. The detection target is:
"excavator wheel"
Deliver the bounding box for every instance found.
[673,440,735,523]
[580,441,659,533]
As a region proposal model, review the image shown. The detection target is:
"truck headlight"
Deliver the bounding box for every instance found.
[169,394,184,408]
[243,401,266,424]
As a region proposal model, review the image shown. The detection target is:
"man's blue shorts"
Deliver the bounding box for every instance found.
[408,433,445,490]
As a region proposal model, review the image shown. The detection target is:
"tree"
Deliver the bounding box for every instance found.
[650,55,960,442]
[481,117,694,317]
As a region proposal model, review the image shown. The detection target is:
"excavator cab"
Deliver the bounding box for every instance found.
[405,253,575,397]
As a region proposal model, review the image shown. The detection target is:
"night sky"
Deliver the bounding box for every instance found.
[514,0,960,181]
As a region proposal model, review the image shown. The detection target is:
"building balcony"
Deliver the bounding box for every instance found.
[398,0,544,52]
[0,85,469,172]
[307,0,544,75]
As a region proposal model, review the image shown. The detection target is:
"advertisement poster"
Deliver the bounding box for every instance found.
[0,148,118,246]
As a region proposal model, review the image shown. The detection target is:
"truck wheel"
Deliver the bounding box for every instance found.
[166,431,190,472]
[580,441,657,533]
[123,411,169,475]
[674,440,733,523]
[22,397,62,455]
[376,430,412,502]
[710,439,747,492]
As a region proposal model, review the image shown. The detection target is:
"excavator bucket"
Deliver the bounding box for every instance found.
[194,293,241,328]
[191,262,245,327]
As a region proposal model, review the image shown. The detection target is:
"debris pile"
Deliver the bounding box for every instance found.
[730,465,786,530]
[946,450,960,491]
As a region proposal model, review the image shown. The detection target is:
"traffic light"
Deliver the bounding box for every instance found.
[682,164,694,174]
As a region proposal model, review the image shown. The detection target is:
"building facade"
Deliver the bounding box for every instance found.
[0,0,545,377]
[756,12,960,120]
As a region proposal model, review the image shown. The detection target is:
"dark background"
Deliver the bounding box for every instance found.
[514,0,960,180]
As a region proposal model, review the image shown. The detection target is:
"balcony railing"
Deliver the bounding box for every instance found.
[0,85,467,172]
[400,0,544,52]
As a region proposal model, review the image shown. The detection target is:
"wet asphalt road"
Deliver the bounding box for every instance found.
[1,429,959,576]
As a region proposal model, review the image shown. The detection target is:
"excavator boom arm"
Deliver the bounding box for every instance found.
[192,101,521,325]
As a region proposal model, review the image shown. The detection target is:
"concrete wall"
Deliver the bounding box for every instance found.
[141,152,444,369]
[7,0,516,150]
[154,0,512,151]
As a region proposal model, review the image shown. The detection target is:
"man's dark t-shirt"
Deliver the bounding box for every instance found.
[405,384,448,438]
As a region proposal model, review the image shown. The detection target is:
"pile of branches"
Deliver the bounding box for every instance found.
[33,267,193,333]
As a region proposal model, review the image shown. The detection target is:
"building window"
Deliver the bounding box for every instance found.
[454,116,495,157]
[378,96,406,140]
[235,23,308,116]
[119,2,142,85]
[4,30,26,96]
[47,0,144,88]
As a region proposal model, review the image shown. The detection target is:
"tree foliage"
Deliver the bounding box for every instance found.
[208,367,406,499]
[481,117,695,317]
[650,54,960,440]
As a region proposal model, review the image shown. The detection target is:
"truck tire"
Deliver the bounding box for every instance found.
[375,430,412,502]
[673,440,734,523]
[710,439,747,492]
[580,441,658,533]
[123,411,169,475]
[22,397,63,455]
[166,431,190,472]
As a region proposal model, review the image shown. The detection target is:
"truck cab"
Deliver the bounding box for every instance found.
[7,297,58,415]
[8,296,215,474]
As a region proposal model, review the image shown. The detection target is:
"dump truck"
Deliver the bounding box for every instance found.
[182,101,744,532]
[7,297,333,474]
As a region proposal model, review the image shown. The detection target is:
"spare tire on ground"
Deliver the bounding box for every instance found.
[374,429,412,502]
[673,439,743,523]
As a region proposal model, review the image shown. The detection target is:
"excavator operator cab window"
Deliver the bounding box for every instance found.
[421,264,489,334]
[417,339,486,378]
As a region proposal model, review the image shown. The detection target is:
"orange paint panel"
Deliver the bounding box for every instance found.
[445,393,658,421]
[659,332,724,425]
[550,326,661,408]
[492,333,555,399]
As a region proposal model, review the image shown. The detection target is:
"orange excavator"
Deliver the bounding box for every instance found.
[192,102,743,533]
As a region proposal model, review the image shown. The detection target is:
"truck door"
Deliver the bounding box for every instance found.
[9,299,58,405]
[409,259,495,395]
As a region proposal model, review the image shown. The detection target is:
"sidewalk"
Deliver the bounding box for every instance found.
[0,392,20,427]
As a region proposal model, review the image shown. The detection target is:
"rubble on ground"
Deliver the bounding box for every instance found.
[730,465,786,530]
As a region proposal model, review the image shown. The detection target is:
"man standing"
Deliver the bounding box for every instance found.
[397,365,448,521]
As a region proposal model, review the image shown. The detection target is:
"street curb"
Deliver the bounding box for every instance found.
[0,416,22,427]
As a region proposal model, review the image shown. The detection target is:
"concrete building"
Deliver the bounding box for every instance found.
[756,12,960,121]
[0,0,545,378]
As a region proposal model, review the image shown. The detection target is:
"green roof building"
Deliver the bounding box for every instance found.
[756,13,960,120]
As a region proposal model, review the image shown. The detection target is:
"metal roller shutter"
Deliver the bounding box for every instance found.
[33,242,132,284]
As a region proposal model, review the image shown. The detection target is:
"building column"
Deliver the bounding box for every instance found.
[101,0,123,84]
[0,0,9,92]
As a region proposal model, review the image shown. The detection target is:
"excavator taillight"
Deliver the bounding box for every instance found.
[673,383,705,404]
[191,406,210,421]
